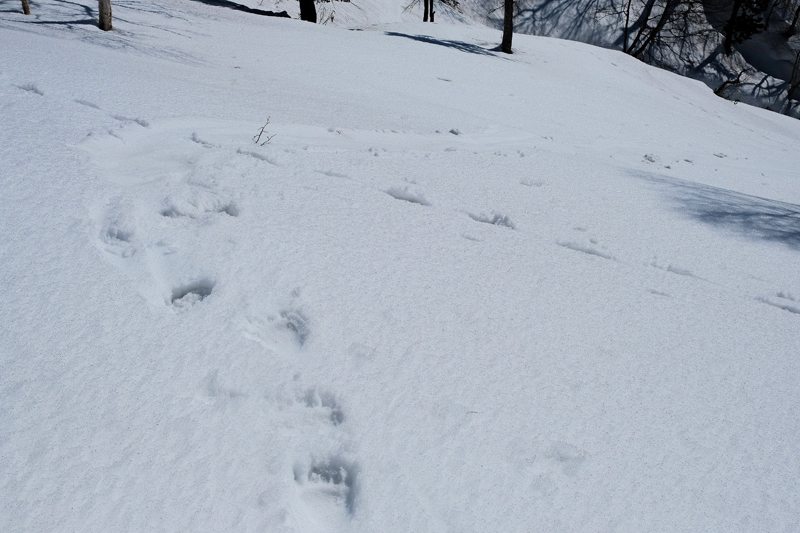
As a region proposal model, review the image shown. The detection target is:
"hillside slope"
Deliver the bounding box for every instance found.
[2,1,800,532]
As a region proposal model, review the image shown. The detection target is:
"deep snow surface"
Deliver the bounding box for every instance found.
[1,1,800,532]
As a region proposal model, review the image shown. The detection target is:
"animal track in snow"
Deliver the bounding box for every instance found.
[776,291,797,301]
[111,115,150,128]
[280,309,310,347]
[302,388,345,426]
[295,456,359,516]
[170,280,214,310]
[237,301,312,351]
[757,293,800,315]
[236,148,279,165]
[318,170,350,179]
[386,186,430,206]
[189,132,215,147]
[543,441,586,477]
[74,99,101,109]
[650,260,699,279]
[16,83,43,95]
[557,240,613,260]
[95,199,138,259]
[161,194,239,218]
[468,212,515,229]
[102,224,136,257]
[289,387,358,527]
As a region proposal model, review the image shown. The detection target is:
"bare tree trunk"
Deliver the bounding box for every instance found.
[98,0,112,31]
[299,0,316,22]
[622,0,632,52]
[626,0,657,56]
[501,0,513,53]
[424,0,429,21]
[21,0,30,15]
[630,0,678,57]
[430,0,434,21]
[723,0,743,54]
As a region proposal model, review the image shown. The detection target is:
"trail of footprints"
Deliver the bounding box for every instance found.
[211,291,357,528]
[383,176,797,317]
[279,311,358,524]
[96,182,240,311]
[23,81,800,320]
[93,142,358,529]
[293,386,358,522]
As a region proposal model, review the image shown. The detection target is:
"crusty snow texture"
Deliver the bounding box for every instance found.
[1,1,800,532]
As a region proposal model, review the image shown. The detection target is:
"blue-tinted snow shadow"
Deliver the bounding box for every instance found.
[12,18,95,25]
[638,172,800,250]
[384,32,505,58]
[0,0,205,64]
[189,0,289,18]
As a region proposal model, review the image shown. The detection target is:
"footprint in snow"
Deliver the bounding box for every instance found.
[280,308,311,347]
[74,99,101,109]
[283,379,358,528]
[161,189,239,219]
[757,292,800,315]
[239,302,312,351]
[188,132,216,148]
[301,387,345,426]
[386,186,430,206]
[294,455,359,523]
[16,83,43,95]
[94,198,138,259]
[557,240,613,260]
[649,259,700,279]
[112,115,150,128]
[468,212,515,229]
[170,279,215,311]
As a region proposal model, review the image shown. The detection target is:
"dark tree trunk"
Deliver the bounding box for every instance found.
[723,0,744,54]
[622,0,632,52]
[630,0,678,57]
[299,0,316,22]
[501,0,513,53]
[98,0,112,31]
[626,0,657,57]
[21,0,30,15]
[424,0,429,21]
[430,0,434,21]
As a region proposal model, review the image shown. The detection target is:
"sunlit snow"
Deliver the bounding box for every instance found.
[1,1,799,531]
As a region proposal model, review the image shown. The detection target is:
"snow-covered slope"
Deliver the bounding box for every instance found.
[242,0,800,117]
[2,1,800,532]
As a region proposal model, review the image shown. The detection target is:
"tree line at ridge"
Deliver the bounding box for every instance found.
[16,0,800,111]
[17,0,797,57]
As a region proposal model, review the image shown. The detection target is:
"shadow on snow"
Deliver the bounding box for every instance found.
[640,172,800,250]
[385,32,503,58]
[189,0,289,18]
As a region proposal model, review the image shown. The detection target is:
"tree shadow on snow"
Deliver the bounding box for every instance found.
[189,0,289,18]
[639,172,800,250]
[384,32,504,58]
[13,18,95,25]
